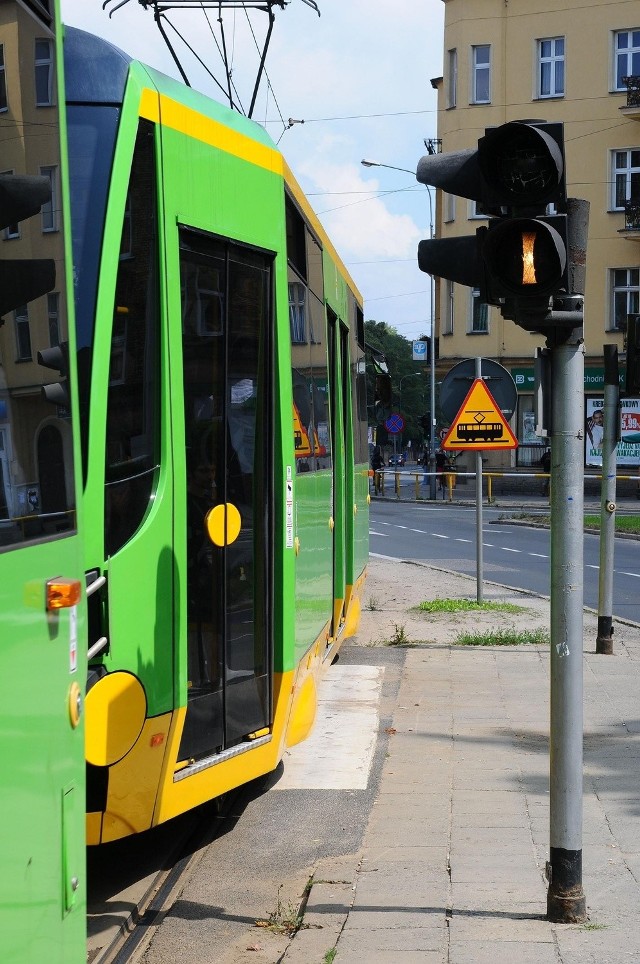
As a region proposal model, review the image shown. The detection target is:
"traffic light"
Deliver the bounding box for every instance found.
[37,343,70,408]
[420,412,431,432]
[625,314,640,396]
[417,121,581,334]
[0,173,56,317]
[370,347,392,424]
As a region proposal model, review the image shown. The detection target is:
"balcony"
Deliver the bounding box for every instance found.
[619,76,640,118]
[619,199,640,239]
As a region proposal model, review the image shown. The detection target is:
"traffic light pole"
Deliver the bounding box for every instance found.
[546,325,587,923]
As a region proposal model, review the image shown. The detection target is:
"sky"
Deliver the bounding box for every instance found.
[60,0,445,344]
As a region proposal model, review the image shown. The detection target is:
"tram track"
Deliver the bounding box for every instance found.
[88,788,249,964]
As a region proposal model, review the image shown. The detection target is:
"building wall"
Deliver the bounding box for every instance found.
[436,0,640,467]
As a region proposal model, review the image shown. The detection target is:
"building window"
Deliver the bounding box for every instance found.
[15,306,31,360]
[611,268,639,329]
[611,149,640,210]
[469,289,488,333]
[39,166,57,231]
[537,37,564,98]
[47,292,60,346]
[35,39,53,106]
[443,192,456,223]
[469,199,487,220]
[442,281,454,335]
[447,48,457,108]
[288,281,306,343]
[472,45,491,104]
[0,45,7,112]
[615,30,640,91]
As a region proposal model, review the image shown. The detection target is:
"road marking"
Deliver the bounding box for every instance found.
[529,553,548,558]
[483,543,494,548]
[619,570,640,579]
[502,547,522,553]
[276,664,384,790]
[586,564,599,570]
[368,530,388,537]
[455,538,472,543]
[431,533,448,539]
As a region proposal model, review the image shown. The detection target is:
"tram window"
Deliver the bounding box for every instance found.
[285,195,306,279]
[104,120,159,557]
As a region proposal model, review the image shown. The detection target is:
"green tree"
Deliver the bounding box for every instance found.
[365,320,429,453]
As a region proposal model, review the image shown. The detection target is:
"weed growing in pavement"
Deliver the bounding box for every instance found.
[454,626,550,647]
[580,922,608,931]
[415,598,527,615]
[366,595,380,611]
[387,623,410,646]
[323,949,337,963]
[256,885,306,936]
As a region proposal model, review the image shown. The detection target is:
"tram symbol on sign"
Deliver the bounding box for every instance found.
[456,411,504,444]
[442,379,517,451]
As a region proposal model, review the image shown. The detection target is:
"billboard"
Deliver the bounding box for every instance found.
[586,397,640,466]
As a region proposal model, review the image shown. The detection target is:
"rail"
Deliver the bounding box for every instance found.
[371,469,640,503]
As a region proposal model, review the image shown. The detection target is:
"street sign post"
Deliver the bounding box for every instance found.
[440,357,517,424]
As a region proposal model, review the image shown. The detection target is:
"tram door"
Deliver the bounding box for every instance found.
[0,2,85,959]
[178,228,272,761]
[326,312,350,636]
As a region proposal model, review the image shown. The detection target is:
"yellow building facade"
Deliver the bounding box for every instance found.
[434,0,640,470]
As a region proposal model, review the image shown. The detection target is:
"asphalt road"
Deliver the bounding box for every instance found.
[370,500,640,624]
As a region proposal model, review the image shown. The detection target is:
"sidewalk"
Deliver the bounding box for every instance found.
[283,558,640,964]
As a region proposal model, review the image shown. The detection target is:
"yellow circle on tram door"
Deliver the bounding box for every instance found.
[205,502,242,547]
[85,671,147,767]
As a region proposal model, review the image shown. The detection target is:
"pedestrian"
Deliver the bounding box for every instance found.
[540,447,551,496]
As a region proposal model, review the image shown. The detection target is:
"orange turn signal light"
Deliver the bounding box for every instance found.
[46,577,81,611]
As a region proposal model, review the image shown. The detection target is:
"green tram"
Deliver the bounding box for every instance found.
[0,3,86,962]
[64,27,370,846]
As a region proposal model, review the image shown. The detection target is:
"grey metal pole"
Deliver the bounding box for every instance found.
[546,326,587,923]
[596,345,618,655]
[475,356,484,603]
[428,187,438,500]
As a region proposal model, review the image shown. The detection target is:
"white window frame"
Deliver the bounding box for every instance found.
[442,281,454,335]
[0,44,7,113]
[447,48,457,109]
[47,292,60,347]
[471,45,491,104]
[288,281,306,343]
[14,305,32,361]
[469,289,489,334]
[39,165,57,232]
[443,192,456,223]
[610,267,640,330]
[537,37,565,98]
[611,148,640,211]
[34,38,53,107]
[614,29,640,91]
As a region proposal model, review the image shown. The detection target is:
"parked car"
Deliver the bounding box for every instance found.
[388,454,405,467]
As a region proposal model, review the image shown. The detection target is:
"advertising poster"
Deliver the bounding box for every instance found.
[586,397,640,466]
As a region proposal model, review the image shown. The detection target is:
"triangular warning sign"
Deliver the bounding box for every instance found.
[442,378,518,451]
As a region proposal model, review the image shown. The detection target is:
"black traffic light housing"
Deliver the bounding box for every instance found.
[37,342,70,408]
[416,121,579,335]
[0,173,56,317]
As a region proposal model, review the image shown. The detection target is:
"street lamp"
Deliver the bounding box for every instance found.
[361,157,438,497]
[399,372,421,412]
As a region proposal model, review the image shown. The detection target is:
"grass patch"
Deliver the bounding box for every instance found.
[580,922,608,932]
[323,950,338,963]
[415,598,527,615]
[454,627,550,647]
[584,514,640,534]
